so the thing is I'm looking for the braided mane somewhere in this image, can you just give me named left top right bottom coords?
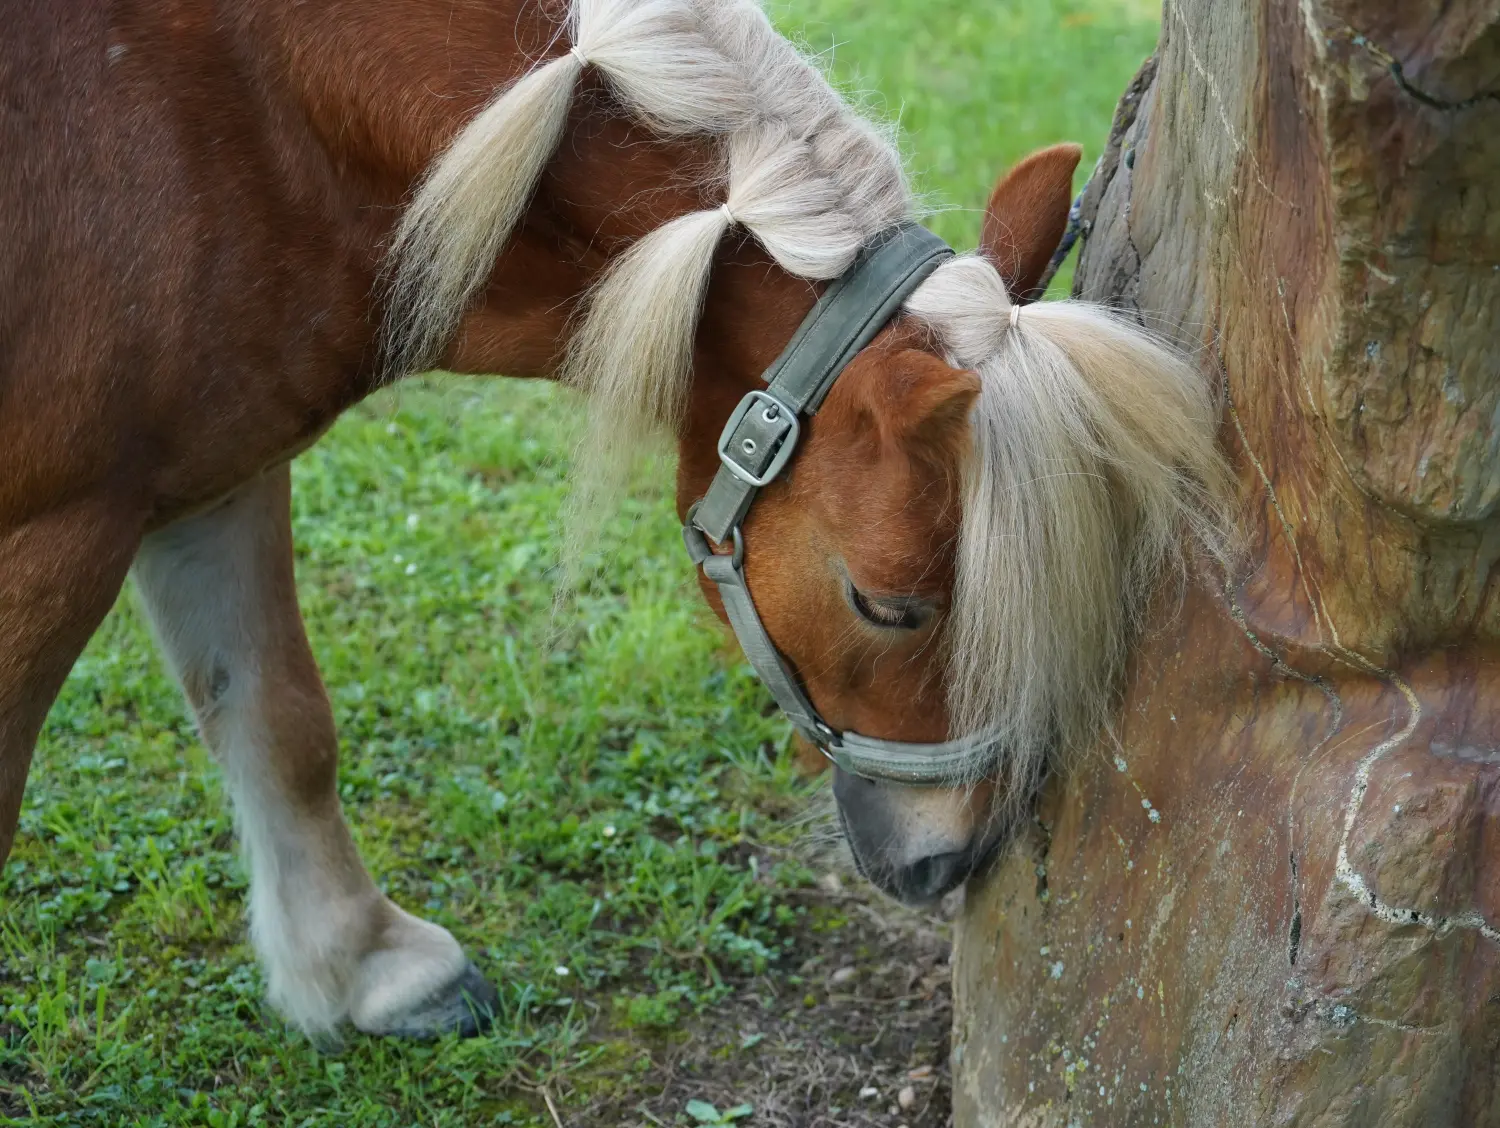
left=383, top=0, right=910, bottom=443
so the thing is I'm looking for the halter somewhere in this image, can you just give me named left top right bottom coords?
left=682, top=223, right=1001, bottom=787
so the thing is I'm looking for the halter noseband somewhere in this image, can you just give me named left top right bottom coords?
left=682, top=223, right=999, bottom=787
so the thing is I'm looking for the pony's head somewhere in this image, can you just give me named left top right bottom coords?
left=383, top=0, right=1231, bottom=905
left=678, top=146, right=1230, bottom=902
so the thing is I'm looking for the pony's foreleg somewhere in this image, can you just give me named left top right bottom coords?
left=132, top=465, right=497, bottom=1038
left=0, top=501, right=141, bottom=864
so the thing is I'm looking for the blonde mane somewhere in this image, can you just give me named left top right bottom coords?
left=905, top=258, right=1231, bottom=795
left=382, top=0, right=1231, bottom=800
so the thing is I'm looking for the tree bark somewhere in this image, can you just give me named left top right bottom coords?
left=951, top=0, right=1500, bottom=1124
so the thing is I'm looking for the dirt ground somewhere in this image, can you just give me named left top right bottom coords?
left=581, top=867, right=961, bottom=1128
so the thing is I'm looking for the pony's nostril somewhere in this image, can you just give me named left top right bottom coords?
left=896, top=851, right=968, bottom=904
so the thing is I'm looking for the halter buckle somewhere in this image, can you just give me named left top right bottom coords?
left=716, top=390, right=800, bottom=488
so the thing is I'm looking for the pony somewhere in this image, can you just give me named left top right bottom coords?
left=0, top=0, right=1229, bottom=1039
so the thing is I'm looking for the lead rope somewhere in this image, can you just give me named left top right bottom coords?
left=1031, top=152, right=1102, bottom=298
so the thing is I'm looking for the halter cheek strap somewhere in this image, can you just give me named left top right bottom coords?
left=690, top=223, right=951, bottom=544
left=682, top=223, right=1002, bottom=787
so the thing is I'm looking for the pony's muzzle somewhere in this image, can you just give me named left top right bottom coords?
left=889, top=849, right=969, bottom=904
left=832, top=767, right=1003, bottom=906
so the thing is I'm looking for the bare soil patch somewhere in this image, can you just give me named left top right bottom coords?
left=581, top=873, right=960, bottom=1128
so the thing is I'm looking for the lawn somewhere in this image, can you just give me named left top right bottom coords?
left=0, top=1, right=1158, bottom=1124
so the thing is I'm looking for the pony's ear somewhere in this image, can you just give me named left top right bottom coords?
left=888, top=349, right=981, bottom=462
left=979, top=142, right=1083, bottom=303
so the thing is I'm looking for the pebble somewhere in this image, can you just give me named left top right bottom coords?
left=830, top=966, right=856, bottom=986
left=898, top=1085, right=917, bottom=1110
left=859, top=1086, right=879, bottom=1100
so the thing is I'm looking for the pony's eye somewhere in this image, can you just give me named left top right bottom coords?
left=846, top=582, right=930, bottom=631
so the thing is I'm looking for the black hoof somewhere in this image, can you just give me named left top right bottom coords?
left=380, top=961, right=500, bottom=1040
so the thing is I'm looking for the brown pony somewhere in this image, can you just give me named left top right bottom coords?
left=0, top=0, right=1228, bottom=1038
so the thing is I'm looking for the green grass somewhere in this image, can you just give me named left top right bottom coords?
left=773, top=0, right=1159, bottom=289
left=0, top=2, right=1159, bottom=1124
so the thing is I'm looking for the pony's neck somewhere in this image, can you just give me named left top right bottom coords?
left=258, top=0, right=819, bottom=415
left=444, top=98, right=820, bottom=404
left=676, top=243, right=823, bottom=517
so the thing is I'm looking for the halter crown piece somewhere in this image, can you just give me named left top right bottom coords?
left=683, top=223, right=1002, bottom=787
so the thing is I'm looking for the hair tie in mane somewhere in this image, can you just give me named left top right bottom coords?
left=1009, top=303, right=1020, bottom=330
left=719, top=202, right=737, bottom=226
left=569, top=43, right=589, bottom=66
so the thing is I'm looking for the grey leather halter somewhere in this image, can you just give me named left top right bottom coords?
left=682, top=223, right=1000, bottom=787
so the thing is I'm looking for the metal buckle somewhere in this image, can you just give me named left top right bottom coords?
left=716, top=390, right=800, bottom=488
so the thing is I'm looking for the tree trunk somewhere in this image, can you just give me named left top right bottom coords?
left=951, top=1, right=1500, bottom=1124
